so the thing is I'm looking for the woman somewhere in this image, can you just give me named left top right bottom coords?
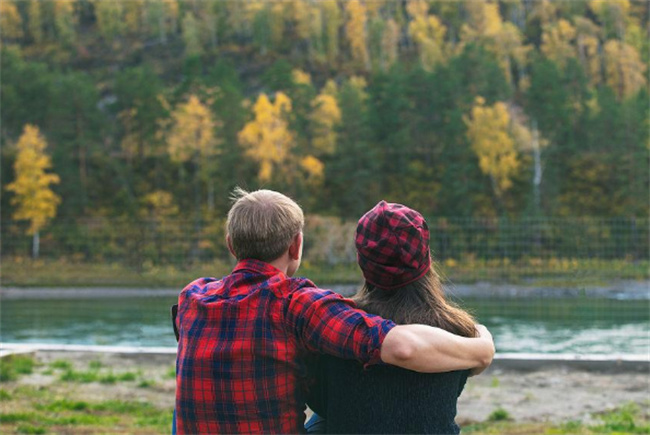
left=307, top=201, right=478, bottom=434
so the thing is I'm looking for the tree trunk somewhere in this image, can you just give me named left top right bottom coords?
left=532, top=122, right=543, bottom=215
left=32, top=231, right=40, bottom=259
left=190, top=158, right=201, bottom=261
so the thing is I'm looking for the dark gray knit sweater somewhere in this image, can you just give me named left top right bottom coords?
left=307, top=356, right=469, bottom=434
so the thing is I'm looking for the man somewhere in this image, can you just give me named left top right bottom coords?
left=175, top=188, right=494, bottom=434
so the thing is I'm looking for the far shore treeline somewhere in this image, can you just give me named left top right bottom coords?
left=1, top=0, right=648, bottom=278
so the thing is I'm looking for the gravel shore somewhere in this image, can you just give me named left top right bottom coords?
left=3, top=350, right=648, bottom=426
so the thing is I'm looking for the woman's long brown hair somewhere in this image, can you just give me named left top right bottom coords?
left=353, top=265, right=477, bottom=338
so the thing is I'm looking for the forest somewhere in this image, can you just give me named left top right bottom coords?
left=1, top=0, right=648, bottom=271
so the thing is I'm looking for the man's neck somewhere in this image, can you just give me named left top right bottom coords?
left=268, top=256, right=291, bottom=276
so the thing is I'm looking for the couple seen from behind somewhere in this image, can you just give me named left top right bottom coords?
left=174, top=188, right=494, bottom=434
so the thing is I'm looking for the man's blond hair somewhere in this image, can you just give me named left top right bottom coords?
left=226, top=187, right=304, bottom=262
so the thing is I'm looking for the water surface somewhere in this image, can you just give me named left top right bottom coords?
left=1, top=292, right=648, bottom=355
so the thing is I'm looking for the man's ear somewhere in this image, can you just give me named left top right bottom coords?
left=288, top=232, right=302, bottom=261
left=226, top=234, right=236, bottom=258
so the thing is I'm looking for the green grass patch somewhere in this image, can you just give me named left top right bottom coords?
left=88, top=360, right=103, bottom=370
left=488, top=408, right=512, bottom=422
left=49, top=360, right=72, bottom=370
left=16, top=424, right=46, bottom=434
left=0, top=412, right=36, bottom=423
left=0, top=355, right=36, bottom=382
left=0, top=389, right=12, bottom=401
left=166, top=366, right=176, bottom=379
left=59, top=368, right=99, bottom=383
left=57, top=366, right=137, bottom=384
left=464, top=403, right=649, bottom=434
left=592, top=403, right=650, bottom=434
left=41, top=399, right=90, bottom=412
left=137, top=379, right=155, bottom=388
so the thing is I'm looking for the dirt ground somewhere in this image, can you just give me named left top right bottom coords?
left=4, top=350, right=649, bottom=426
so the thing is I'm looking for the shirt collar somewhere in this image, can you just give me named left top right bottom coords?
left=233, top=258, right=287, bottom=279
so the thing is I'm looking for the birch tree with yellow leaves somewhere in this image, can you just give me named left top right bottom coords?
left=166, top=93, right=220, bottom=201
left=238, top=92, right=295, bottom=184
left=164, top=93, right=220, bottom=257
left=603, top=40, right=647, bottom=100
left=465, top=97, right=521, bottom=209
left=239, top=92, right=324, bottom=192
left=345, top=0, right=370, bottom=71
left=6, top=125, right=61, bottom=259
left=541, top=19, right=577, bottom=69
left=407, top=0, right=448, bottom=71
left=310, top=81, right=342, bottom=156
left=1, top=1, right=23, bottom=41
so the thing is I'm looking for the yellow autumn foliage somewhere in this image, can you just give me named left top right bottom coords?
left=292, top=69, right=312, bottom=86
left=1, top=1, right=23, bottom=40
left=574, top=17, right=602, bottom=86
left=345, top=0, right=370, bottom=71
left=300, top=155, right=325, bottom=180
left=167, top=95, right=220, bottom=163
left=604, top=40, right=647, bottom=100
left=238, top=92, right=295, bottom=182
left=407, top=1, right=447, bottom=71
left=465, top=97, right=521, bottom=196
left=6, top=125, right=61, bottom=235
left=381, top=19, right=400, bottom=70
left=311, top=88, right=342, bottom=155
left=140, top=190, right=179, bottom=219
left=541, top=19, right=576, bottom=69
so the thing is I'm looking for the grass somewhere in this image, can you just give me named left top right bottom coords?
left=1, top=366, right=647, bottom=435
left=488, top=407, right=512, bottom=422
left=0, top=389, right=172, bottom=434
left=464, top=403, right=650, bottom=434
left=2, top=257, right=648, bottom=287
left=53, top=359, right=139, bottom=384
left=0, top=355, right=36, bottom=382
left=49, top=360, right=72, bottom=370
left=59, top=367, right=139, bottom=384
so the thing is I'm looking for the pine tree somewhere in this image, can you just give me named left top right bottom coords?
left=322, top=0, right=341, bottom=65
left=6, top=125, right=61, bottom=258
left=54, top=0, right=77, bottom=47
left=28, top=0, right=44, bottom=44
left=182, top=12, right=203, bottom=57
left=93, top=0, right=125, bottom=42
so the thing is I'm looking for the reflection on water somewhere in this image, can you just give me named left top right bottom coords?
left=1, top=294, right=648, bottom=354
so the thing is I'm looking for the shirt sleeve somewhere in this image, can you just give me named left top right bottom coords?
left=284, top=286, right=396, bottom=366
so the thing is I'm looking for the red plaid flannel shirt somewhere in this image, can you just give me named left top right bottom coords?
left=175, top=259, right=396, bottom=434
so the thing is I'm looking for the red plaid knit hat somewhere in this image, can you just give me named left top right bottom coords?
left=355, top=201, right=431, bottom=290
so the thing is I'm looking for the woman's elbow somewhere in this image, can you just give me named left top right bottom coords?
left=380, top=327, right=418, bottom=364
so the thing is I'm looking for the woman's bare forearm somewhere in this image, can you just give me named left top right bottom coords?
left=380, top=324, right=495, bottom=373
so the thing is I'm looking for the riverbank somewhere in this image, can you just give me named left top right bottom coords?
left=2, top=280, right=648, bottom=300
left=0, top=349, right=648, bottom=434
left=2, top=257, right=647, bottom=288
